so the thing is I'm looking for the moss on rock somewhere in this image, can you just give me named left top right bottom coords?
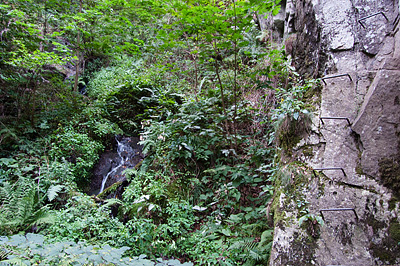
left=98, top=181, right=124, bottom=199
left=389, top=219, right=400, bottom=243
left=276, top=114, right=311, bottom=157
left=378, top=134, right=400, bottom=197
left=388, top=196, right=399, bottom=211
left=369, top=218, right=400, bottom=264
left=278, top=231, right=318, bottom=266
left=379, top=157, right=400, bottom=198
left=302, top=145, right=314, bottom=158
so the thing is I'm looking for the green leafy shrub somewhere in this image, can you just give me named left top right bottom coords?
left=86, top=56, right=182, bottom=133
left=49, top=129, right=103, bottom=185
left=0, top=233, right=193, bottom=265
left=43, top=195, right=129, bottom=247
left=87, top=57, right=144, bottom=100
left=69, top=102, right=123, bottom=142
left=140, top=96, right=226, bottom=172
left=272, top=78, right=318, bottom=153
left=39, top=160, right=77, bottom=194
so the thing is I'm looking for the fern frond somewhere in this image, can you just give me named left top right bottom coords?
left=228, top=238, right=257, bottom=251
left=0, top=177, right=49, bottom=233
left=29, top=207, right=55, bottom=226
left=0, top=182, right=14, bottom=204
left=47, top=184, right=65, bottom=201
left=229, top=234, right=272, bottom=265
left=99, top=198, right=122, bottom=211
left=0, top=248, right=10, bottom=260
left=0, top=257, right=28, bottom=266
left=248, top=249, right=263, bottom=261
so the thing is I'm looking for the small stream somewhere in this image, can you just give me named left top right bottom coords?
left=90, top=136, right=143, bottom=195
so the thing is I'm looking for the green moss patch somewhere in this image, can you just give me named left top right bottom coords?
left=379, top=157, right=400, bottom=198
left=276, top=114, right=311, bottom=156
left=389, top=196, right=399, bottom=211
left=302, top=145, right=314, bottom=158
left=98, top=181, right=124, bottom=199
left=389, top=219, right=400, bottom=243
left=378, top=134, right=400, bottom=197
left=369, top=219, right=400, bottom=264
left=278, top=231, right=317, bottom=266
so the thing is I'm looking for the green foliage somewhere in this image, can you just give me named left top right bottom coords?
left=0, top=0, right=310, bottom=265
left=299, top=214, right=324, bottom=238
left=7, top=40, right=75, bottom=71
left=47, top=184, right=65, bottom=202
left=0, top=177, right=53, bottom=235
left=86, top=57, right=182, bottom=133
left=39, top=159, right=78, bottom=197
left=272, top=77, right=318, bottom=122
left=70, top=102, right=124, bottom=141
left=43, top=195, right=128, bottom=247
left=269, top=69, right=318, bottom=153
left=140, top=96, right=225, bottom=170
left=86, top=58, right=144, bottom=99
left=49, top=128, right=103, bottom=185
left=299, top=214, right=324, bottom=227
left=0, top=233, right=193, bottom=266
left=228, top=229, right=273, bottom=265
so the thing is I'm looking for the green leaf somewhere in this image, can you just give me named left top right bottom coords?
left=47, top=185, right=65, bottom=201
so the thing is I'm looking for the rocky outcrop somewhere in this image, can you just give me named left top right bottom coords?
left=353, top=69, right=400, bottom=182
left=269, top=0, right=400, bottom=265
left=90, top=136, right=143, bottom=195
left=291, top=0, right=327, bottom=77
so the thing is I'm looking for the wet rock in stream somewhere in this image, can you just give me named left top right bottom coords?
left=90, top=136, right=143, bottom=195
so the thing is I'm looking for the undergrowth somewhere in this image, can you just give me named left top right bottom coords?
left=0, top=0, right=320, bottom=265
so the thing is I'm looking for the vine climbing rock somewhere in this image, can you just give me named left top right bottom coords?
left=268, top=0, right=400, bottom=265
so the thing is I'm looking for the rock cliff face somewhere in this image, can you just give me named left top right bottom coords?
left=268, top=0, right=400, bottom=265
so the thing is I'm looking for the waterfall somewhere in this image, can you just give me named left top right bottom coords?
left=96, top=136, right=142, bottom=194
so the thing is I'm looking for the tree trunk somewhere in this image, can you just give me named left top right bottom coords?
left=73, top=0, right=83, bottom=93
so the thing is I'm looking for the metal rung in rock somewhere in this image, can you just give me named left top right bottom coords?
left=319, top=208, right=359, bottom=221
left=313, top=167, right=347, bottom=178
left=321, top=74, right=353, bottom=85
left=358, top=12, right=389, bottom=28
left=393, top=13, right=400, bottom=29
left=320, top=117, right=351, bottom=126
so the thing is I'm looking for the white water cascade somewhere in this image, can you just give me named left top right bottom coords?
left=98, top=136, right=140, bottom=194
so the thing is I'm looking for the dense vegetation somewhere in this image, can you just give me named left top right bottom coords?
left=0, top=0, right=317, bottom=265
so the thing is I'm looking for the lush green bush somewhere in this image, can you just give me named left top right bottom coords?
left=86, top=57, right=183, bottom=133
left=0, top=233, right=193, bottom=266
left=43, top=195, right=129, bottom=247
left=125, top=86, right=276, bottom=264
left=49, top=128, right=103, bottom=185
left=69, top=102, right=123, bottom=142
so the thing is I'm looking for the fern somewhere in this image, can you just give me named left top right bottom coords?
left=100, top=198, right=122, bottom=211
left=0, top=126, right=18, bottom=145
left=29, top=207, right=55, bottom=226
left=0, top=248, right=10, bottom=260
left=229, top=238, right=258, bottom=251
left=259, top=229, right=273, bottom=246
left=0, top=178, right=53, bottom=234
left=228, top=229, right=273, bottom=265
left=47, top=184, right=65, bottom=201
